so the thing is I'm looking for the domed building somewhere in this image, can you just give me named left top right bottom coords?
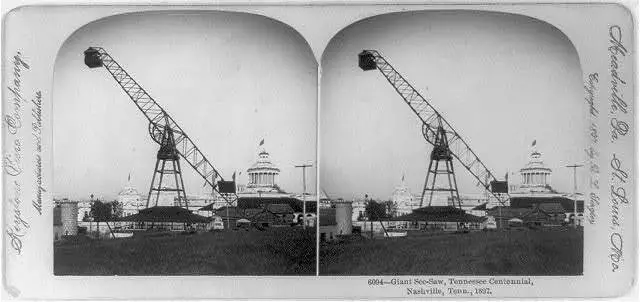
left=117, top=175, right=145, bottom=217
left=244, top=148, right=283, bottom=194
left=504, top=141, right=584, bottom=226
left=516, top=143, right=554, bottom=194
left=199, top=145, right=317, bottom=227
left=392, top=175, right=421, bottom=216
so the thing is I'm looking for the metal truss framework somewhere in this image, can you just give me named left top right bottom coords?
left=359, top=50, right=509, bottom=206
left=422, top=124, right=461, bottom=208
left=147, top=121, right=188, bottom=208
left=84, top=47, right=237, bottom=206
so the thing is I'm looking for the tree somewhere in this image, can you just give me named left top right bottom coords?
left=111, top=200, right=123, bottom=218
left=364, top=199, right=391, bottom=239
left=89, top=200, right=113, bottom=237
left=365, top=200, right=388, bottom=221
left=383, top=200, right=398, bottom=217
left=90, top=200, right=113, bottom=222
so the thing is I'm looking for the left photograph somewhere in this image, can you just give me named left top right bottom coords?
left=52, top=11, right=318, bottom=275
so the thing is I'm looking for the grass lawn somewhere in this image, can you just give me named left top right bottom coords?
left=320, top=227, right=582, bottom=275
left=54, top=227, right=315, bottom=275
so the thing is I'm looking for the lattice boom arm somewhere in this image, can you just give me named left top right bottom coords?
left=84, top=47, right=228, bottom=194
left=359, top=49, right=509, bottom=203
left=445, top=129, right=498, bottom=191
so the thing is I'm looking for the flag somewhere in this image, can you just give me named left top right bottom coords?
left=127, top=173, right=131, bottom=182
left=505, top=172, right=509, bottom=182
left=531, top=139, right=536, bottom=147
left=401, top=173, right=405, bottom=182
left=259, top=139, right=264, bottom=146
left=232, top=171, right=236, bottom=182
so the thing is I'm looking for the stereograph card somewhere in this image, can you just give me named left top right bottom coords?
left=1, top=0, right=637, bottom=300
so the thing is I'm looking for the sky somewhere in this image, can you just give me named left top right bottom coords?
left=53, top=11, right=317, bottom=200
left=320, top=10, right=586, bottom=201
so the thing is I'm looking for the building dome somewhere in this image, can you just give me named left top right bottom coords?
left=117, top=175, right=144, bottom=216
left=246, top=148, right=281, bottom=192
left=118, top=174, right=141, bottom=196
left=118, top=186, right=140, bottom=196
left=518, top=142, right=553, bottom=193
left=522, top=150, right=551, bottom=171
left=247, top=150, right=281, bottom=173
left=392, top=175, right=419, bottom=216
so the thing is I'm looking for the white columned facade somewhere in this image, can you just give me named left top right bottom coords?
left=246, top=148, right=281, bottom=193
left=517, top=142, right=553, bottom=194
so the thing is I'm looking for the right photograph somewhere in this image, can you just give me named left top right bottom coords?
left=319, top=10, right=585, bottom=276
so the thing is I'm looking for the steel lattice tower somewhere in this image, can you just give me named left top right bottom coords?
left=147, top=121, right=189, bottom=208
left=422, top=124, right=461, bottom=208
